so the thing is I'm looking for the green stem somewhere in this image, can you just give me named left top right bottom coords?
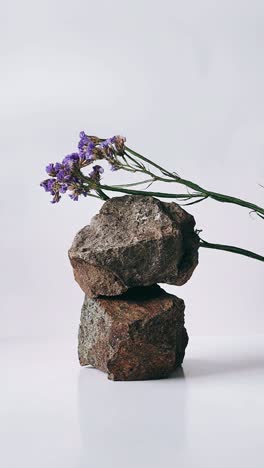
left=96, top=183, right=201, bottom=200
left=177, top=177, right=264, bottom=215
left=96, top=188, right=110, bottom=200
left=125, top=145, right=175, bottom=177
left=125, top=146, right=264, bottom=216
left=199, top=239, right=264, bottom=262
left=111, top=178, right=155, bottom=188
left=79, top=172, right=200, bottom=200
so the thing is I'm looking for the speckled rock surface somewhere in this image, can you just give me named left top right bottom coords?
left=69, top=195, right=199, bottom=297
left=78, top=285, right=188, bottom=381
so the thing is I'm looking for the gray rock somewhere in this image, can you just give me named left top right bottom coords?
left=78, top=285, right=188, bottom=380
left=69, top=195, right=199, bottom=297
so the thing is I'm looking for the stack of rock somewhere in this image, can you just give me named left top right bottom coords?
left=68, top=195, right=199, bottom=380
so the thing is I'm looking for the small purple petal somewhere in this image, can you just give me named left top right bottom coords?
left=62, top=153, right=80, bottom=165
left=69, top=193, right=79, bottom=201
left=46, top=164, right=55, bottom=175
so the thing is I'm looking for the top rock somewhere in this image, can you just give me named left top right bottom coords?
left=69, top=195, right=199, bottom=297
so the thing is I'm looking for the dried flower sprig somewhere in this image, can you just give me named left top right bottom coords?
left=40, top=132, right=264, bottom=263
left=40, top=134, right=127, bottom=203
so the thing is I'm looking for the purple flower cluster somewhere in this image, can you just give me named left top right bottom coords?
left=40, top=132, right=126, bottom=203
left=40, top=153, right=88, bottom=203
left=78, top=132, right=126, bottom=170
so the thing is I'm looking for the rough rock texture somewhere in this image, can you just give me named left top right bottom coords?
left=69, top=195, right=199, bottom=297
left=78, top=285, right=188, bottom=381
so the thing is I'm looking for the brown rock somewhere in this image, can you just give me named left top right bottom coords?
left=78, top=285, right=188, bottom=381
left=69, top=195, right=199, bottom=297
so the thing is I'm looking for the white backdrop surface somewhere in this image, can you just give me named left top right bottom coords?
left=1, top=0, right=264, bottom=338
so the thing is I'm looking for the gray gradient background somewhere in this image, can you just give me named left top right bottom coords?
left=1, top=0, right=263, bottom=339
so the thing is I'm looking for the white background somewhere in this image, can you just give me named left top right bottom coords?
left=1, top=0, right=264, bottom=338
left=1, top=3, right=264, bottom=468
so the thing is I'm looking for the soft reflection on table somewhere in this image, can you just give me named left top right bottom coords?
left=77, top=336, right=264, bottom=468
left=78, top=366, right=187, bottom=468
left=1, top=336, right=264, bottom=468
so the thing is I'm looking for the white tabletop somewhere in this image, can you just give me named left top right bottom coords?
left=1, top=335, right=264, bottom=468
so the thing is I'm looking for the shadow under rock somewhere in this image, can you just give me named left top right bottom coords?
left=168, top=366, right=185, bottom=379
left=98, top=284, right=166, bottom=301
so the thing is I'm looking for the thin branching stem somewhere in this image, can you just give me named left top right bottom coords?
left=81, top=177, right=201, bottom=200
left=124, top=145, right=264, bottom=217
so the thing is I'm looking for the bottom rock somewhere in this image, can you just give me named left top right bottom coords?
left=78, top=285, right=188, bottom=381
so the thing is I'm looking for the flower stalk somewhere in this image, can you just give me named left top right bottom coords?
left=199, top=238, right=264, bottom=262
left=40, top=131, right=264, bottom=263
left=124, top=146, right=264, bottom=218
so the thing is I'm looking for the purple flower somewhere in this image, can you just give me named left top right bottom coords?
left=41, top=131, right=126, bottom=203
left=100, top=138, right=112, bottom=148
left=97, top=135, right=126, bottom=169
left=62, top=153, right=80, bottom=165
left=54, top=162, right=61, bottom=172
left=69, top=193, right=79, bottom=201
left=78, top=132, right=90, bottom=152
left=56, top=169, right=67, bottom=182
left=96, top=165, right=104, bottom=174
left=46, top=164, right=56, bottom=176
left=89, top=164, right=104, bottom=181
left=40, top=179, right=55, bottom=192
left=59, top=184, right=68, bottom=193
left=85, top=142, right=96, bottom=161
